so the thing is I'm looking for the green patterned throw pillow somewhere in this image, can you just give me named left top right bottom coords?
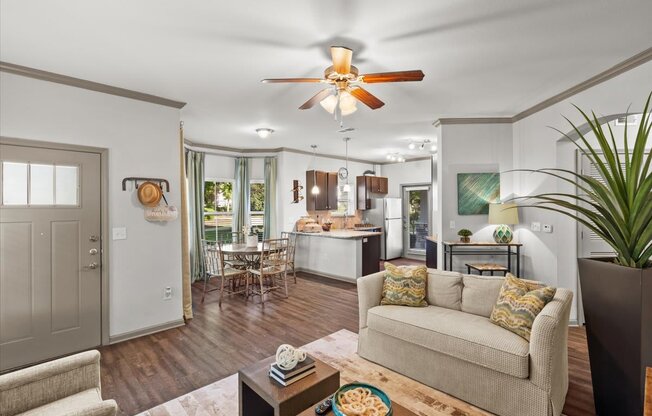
left=490, top=273, right=556, bottom=341
left=380, top=263, right=428, bottom=307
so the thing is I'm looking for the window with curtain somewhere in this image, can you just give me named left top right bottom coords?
left=204, top=179, right=265, bottom=242
left=250, top=181, right=265, bottom=241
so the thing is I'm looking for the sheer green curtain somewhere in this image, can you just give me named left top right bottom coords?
left=186, top=149, right=205, bottom=282
left=263, top=157, right=277, bottom=239
left=232, top=157, right=250, bottom=234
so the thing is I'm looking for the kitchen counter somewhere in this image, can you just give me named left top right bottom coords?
left=294, top=229, right=382, bottom=239
left=294, top=231, right=381, bottom=281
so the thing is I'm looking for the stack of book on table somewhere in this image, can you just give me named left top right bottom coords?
left=269, top=356, right=316, bottom=386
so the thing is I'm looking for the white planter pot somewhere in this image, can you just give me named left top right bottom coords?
left=246, top=235, right=258, bottom=247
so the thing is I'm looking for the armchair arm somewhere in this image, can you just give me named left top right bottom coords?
left=529, top=289, right=573, bottom=409
left=357, top=271, right=385, bottom=329
left=0, top=350, right=101, bottom=416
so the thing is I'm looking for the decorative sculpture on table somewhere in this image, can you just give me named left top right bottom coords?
left=275, top=344, right=307, bottom=371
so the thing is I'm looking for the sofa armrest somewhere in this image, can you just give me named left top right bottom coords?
left=357, top=271, right=385, bottom=329
left=0, top=350, right=102, bottom=416
left=63, top=400, right=118, bottom=416
left=529, top=289, right=573, bottom=399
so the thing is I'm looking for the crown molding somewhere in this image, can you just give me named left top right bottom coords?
left=184, top=139, right=432, bottom=165
left=512, top=47, right=652, bottom=122
left=433, top=117, right=512, bottom=127
left=0, top=61, right=186, bottom=109
left=433, top=47, right=652, bottom=126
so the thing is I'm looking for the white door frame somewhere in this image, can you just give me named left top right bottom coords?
left=401, top=183, right=432, bottom=259
left=0, top=136, right=110, bottom=346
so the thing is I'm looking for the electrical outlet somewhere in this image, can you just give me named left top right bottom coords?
left=163, top=287, right=172, bottom=300
left=112, top=227, right=127, bottom=240
left=449, top=220, right=456, bottom=229
left=531, top=222, right=541, bottom=232
left=543, top=224, right=553, bottom=233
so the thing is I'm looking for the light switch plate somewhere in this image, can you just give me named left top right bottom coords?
left=449, top=220, right=456, bottom=229
left=543, top=224, right=553, bottom=233
left=531, top=222, right=541, bottom=232
left=112, top=227, right=127, bottom=240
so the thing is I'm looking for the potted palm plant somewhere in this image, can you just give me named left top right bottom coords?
left=515, top=93, right=651, bottom=416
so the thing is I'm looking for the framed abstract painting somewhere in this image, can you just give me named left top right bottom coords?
left=457, top=173, right=500, bottom=215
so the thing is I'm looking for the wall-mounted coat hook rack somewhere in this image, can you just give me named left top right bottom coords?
left=122, top=177, right=170, bottom=192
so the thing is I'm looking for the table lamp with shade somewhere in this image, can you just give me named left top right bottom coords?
left=488, top=203, right=519, bottom=243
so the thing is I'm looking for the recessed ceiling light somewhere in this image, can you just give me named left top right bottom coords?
left=255, top=128, right=274, bottom=139
left=431, top=144, right=437, bottom=152
left=408, top=142, right=416, bottom=150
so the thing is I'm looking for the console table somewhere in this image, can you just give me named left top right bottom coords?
left=442, top=241, right=522, bottom=277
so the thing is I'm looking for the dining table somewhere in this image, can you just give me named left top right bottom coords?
left=219, top=242, right=267, bottom=269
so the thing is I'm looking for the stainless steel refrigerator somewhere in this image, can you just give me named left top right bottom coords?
left=367, top=198, right=403, bottom=260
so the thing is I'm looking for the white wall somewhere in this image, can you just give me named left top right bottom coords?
left=438, top=123, right=514, bottom=246
left=276, top=151, right=375, bottom=233
left=512, top=60, right=652, bottom=323
left=381, top=158, right=433, bottom=198
left=0, top=73, right=183, bottom=338
left=204, top=153, right=264, bottom=181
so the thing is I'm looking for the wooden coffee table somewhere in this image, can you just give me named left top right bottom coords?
left=298, top=397, right=416, bottom=415
left=238, top=355, right=339, bottom=416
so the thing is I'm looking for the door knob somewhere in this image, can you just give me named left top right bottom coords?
left=89, top=248, right=98, bottom=255
left=88, top=262, right=98, bottom=269
left=89, top=235, right=99, bottom=242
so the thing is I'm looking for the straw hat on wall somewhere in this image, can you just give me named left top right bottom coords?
left=137, top=181, right=163, bottom=207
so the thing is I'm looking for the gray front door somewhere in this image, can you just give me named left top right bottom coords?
left=0, top=143, right=102, bottom=371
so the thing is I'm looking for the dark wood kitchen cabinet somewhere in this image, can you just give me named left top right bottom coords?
left=306, top=170, right=338, bottom=211
left=362, top=234, right=381, bottom=276
left=356, top=176, right=389, bottom=210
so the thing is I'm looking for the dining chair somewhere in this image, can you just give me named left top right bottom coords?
left=281, top=231, right=298, bottom=283
left=218, top=232, right=248, bottom=270
left=249, top=238, right=289, bottom=305
left=201, top=240, right=249, bottom=306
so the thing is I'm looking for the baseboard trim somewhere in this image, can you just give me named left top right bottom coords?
left=109, top=318, right=185, bottom=344
left=296, top=268, right=357, bottom=283
left=568, top=319, right=580, bottom=327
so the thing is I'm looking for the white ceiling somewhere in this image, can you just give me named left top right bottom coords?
left=1, top=0, right=651, bottom=162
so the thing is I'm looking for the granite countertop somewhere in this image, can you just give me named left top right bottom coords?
left=295, top=229, right=383, bottom=239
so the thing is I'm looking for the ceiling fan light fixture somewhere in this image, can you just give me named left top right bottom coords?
left=320, top=91, right=357, bottom=116
left=255, top=128, right=274, bottom=139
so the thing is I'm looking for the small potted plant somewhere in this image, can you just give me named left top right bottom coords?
left=457, top=229, right=473, bottom=243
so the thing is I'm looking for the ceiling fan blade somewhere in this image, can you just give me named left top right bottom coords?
left=360, top=70, right=425, bottom=83
left=331, top=46, right=353, bottom=74
left=349, top=87, right=385, bottom=110
left=261, top=78, right=324, bottom=83
left=299, top=88, right=333, bottom=110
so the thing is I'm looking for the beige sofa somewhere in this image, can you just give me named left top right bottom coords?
left=0, top=350, right=117, bottom=416
left=357, top=269, right=573, bottom=416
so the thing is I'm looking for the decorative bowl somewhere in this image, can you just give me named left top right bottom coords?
left=332, top=382, right=392, bottom=416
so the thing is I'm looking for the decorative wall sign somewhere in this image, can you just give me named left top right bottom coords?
left=457, top=173, right=500, bottom=215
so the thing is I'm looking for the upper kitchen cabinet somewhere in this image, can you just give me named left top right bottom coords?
left=306, top=170, right=338, bottom=211
left=357, top=175, right=388, bottom=210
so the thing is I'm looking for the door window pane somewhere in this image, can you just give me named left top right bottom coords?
left=2, top=162, right=28, bottom=205
left=30, top=164, right=54, bottom=205
left=407, top=189, right=429, bottom=251
left=55, top=166, right=79, bottom=205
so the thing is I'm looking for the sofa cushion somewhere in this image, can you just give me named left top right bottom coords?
left=367, top=305, right=530, bottom=378
left=426, top=270, right=462, bottom=310
left=490, top=274, right=557, bottom=341
left=380, top=263, right=428, bottom=307
left=20, top=388, right=102, bottom=415
left=461, top=274, right=505, bottom=317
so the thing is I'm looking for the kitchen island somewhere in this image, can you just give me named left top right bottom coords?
left=294, top=230, right=381, bottom=282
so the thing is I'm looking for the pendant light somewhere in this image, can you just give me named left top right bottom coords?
left=342, top=137, right=351, bottom=192
left=310, top=145, right=320, bottom=195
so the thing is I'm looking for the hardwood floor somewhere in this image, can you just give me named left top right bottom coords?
left=100, top=266, right=595, bottom=416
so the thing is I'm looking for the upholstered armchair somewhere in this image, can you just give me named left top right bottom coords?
left=0, top=350, right=117, bottom=416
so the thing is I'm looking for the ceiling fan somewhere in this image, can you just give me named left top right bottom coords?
left=261, top=46, right=424, bottom=118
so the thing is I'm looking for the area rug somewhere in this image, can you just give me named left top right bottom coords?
left=138, top=329, right=492, bottom=416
